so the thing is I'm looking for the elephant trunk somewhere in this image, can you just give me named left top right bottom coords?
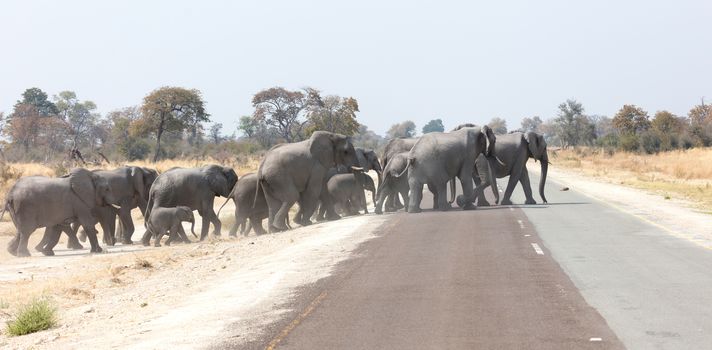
left=371, top=189, right=377, bottom=207
left=486, top=156, right=500, bottom=204
left=539, top=152, right=549, bottom=204
left=376, top=170, right=383, bottom=191
left=448, top=178, right=456, bottom=204
left=190, top=219, right=197, bottom=238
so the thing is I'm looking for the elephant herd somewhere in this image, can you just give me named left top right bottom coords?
left=1, top=127, right=549, bottom=258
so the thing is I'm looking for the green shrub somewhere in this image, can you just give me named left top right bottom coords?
left=640, top=131, right=661, bottom=154
left=6, top=299, right=57, bottom=336
left=618, top=134, right=640, bottom=152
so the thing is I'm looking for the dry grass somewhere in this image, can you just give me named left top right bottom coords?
left=551, top=147, right=712, bottom=212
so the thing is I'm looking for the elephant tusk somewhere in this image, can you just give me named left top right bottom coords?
left=351, top=166, right=364, bottom=171
left=110, top=204, right=121, bottom=210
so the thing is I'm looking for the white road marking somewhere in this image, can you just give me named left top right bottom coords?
left=524, top=234, right=531, bottom=237
left=509, top=207, right=514, bottom=211
left=517, top=220, right=525, bottom=229
left=589, top=337, right=602, bottom=342
left=531, top=243, right=544, bottom=255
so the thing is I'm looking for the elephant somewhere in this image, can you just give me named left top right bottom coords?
left=218, top=173, right=269, bottom=237
left=380, top=137, right=419, bottom=210
left=142, top=165, right=238, bottom=245
left=447, top=125, right=501, bottom=205
left=401, top=127, right=496, bottom=213
left=2, top=168, right=118, bottom=257
left=77, top=166, right=158, bottom=245
left=325, top=170, right=376, bottom=216
left=146, top=206, right=196, bottom=247
left=355, top=147, right=383, bottom=187
left=257, top=131, right=358, bottom=232
left=374, top=151, right=410, bottom=214
left=472, top=131, right=549, bottom=205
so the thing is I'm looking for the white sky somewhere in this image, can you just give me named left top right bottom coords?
left=1, top=0, right=710, bottom=135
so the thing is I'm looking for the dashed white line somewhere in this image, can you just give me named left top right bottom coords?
left=531, top=243, right=544, bottom=255
left=517, top=220, right=525, bottom=229
left=524, top=234, right=531, bottom=237
left=589, top=337, right=602, bottom=342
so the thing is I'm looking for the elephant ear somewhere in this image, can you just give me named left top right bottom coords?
left=69, top=168, right=96, bottom=208
left=355, top=148, right=368, bottom=169
left=130, top=167, right=147, bottom=201
left=310, top=131, right=337, bottom=168
left=526, top=132, right=543, bottom=160
left=481, top=125, right=496, bottom=156
left=204, top=165, right=229, bottom=197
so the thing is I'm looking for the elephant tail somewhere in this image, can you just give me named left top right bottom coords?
left=1, top=197, right=17, bottom=228
left=448, top=178, right=457, bottom=204
left=217, top=184, right=236, bottom=218
left=143, top=189, right=155, bottom=228
left=394, top=158, right=413, bottom=178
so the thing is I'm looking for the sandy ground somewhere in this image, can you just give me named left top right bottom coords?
left=530, top=161, right=712, bottom=250
left=0, top=193, right=387, bottom=349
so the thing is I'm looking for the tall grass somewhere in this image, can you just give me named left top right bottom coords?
left=552, top=147, right=712, bottom=211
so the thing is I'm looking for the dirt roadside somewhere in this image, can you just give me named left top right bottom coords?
left=0, top=197, right=388, bottom=349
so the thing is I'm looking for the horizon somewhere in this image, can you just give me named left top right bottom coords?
left=1, top=0, right=710, bottom=136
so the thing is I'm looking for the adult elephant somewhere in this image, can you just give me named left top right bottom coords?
left=2, top=168, right=119, bottom=257
left=447, top=125, right=501, bottom=205
left=472, top=131, right=549, bottom=205
left=142, top=165, right=237, bottom=244
left=91, top=166, right=158, bottom=245
left=355, top=147, right=383, bottom=187
left=402, top=127, right=496, bottom=213
left=257, top=131, right=358, bottom=232
left=218, top=173, right=269, bottom=236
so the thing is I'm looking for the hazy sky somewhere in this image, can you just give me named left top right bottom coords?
left=1, top=0, right=710, bottom=135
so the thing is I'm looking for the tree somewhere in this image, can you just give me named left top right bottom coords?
left=209, top=123, right=223, bottom=144
left=238, top=115, right=258, bottom=138
left=422, top=119, right=445, bottom=134
left=252, top=87, right=320, bottom=143
left=520, top=116, right=543, bottom=133
left=135, top=86, right=209, bottom=162
left=487, top=117, right=508, bottom=135
left=688, top=100, right=711, bottom=125
left=352, top=125, right=385, bottom=150
left=612, top=105, right=650, bottom=135
left=306, top=94, right=360, bottom=136
left=651, top=111, right=681, bottom=134
left=54, top=91, right=100, bottom=147
left=386, top=121, right=417, bottom=138
left=14, top=87, right=58, bottom=117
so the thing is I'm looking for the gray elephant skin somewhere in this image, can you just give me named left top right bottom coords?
left=143, top=164, right=238, bottom=245
left=374, top=151, right=410, bottom=214
left=403, top=127, right=495, bottom=213
left=257, top=131, right=358, bottom=232
left=447, top=125, right=500, bottom=205
left=355, top=147, right=383, bottom=187
left=325, top=170, right=376, bottom=215
left=380, top=137, right=419, bottom=210
left=218, top=173, right=269, bottom=236
left=146, top=206, right=196, bottom=247
left=473, top=131, right=549, bottom=205
left=75, top=166, right=158, bottom=246
left=2, top=168, right=118, bottom=257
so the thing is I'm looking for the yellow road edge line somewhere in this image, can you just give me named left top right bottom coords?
left=265, top=290, right=328, bottom=350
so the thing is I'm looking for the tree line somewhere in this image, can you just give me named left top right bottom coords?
left=2, top=87, right=710, bottom=164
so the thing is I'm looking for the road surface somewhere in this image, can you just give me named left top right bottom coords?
left=214, top=173, right=712, bottom=350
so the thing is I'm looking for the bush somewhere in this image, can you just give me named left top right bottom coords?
left=618, top=134, right=640, bottom=152
left=639, top=131, right=661, bottom=154
left=6, top=299, right=57, bottom=336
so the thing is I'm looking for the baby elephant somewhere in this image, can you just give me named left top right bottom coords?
left=326, top=171, right=376, bottom=215
left=144, top=206, right=196, bottom=247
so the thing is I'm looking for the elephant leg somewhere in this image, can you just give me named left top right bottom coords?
left=427, top=183, right=440, bottom=210
left=456, top=168, right=476, bottom=211
left=501, top=151, right=529, bottom=205
left=65, top=224, right=84, bottom=250
left=40, top=226, right=63, bottom=256
left=16, top=230, right=32, bottom=257
left=250, top=215, right=267, bottom=235
left=434, top=182, right=451, bottom=211
left=407, top=177, right=424, bottom=213
left=99, top=215, right=116, bottom=247
left=519, top=168, right=536, bottom=205
left=35, top=228, right=50, bottom=253
left=118, top=207, right=135, bottom=244
left=374, top=184, right=390, bottom=215
left=393, top=193, right=404, bottom=209
left=7, top=234, right=21, bottom=257
left=177, top=223, right=191, bottom=243
left=141, top=227, right=153, bottom=246
left=473, top=176, right=491, bottom=206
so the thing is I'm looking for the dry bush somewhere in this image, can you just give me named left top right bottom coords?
left=553, top=147, right=712, bottom=211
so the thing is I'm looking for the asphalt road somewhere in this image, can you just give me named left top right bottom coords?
left=221, top=173, right=712, bottom=350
